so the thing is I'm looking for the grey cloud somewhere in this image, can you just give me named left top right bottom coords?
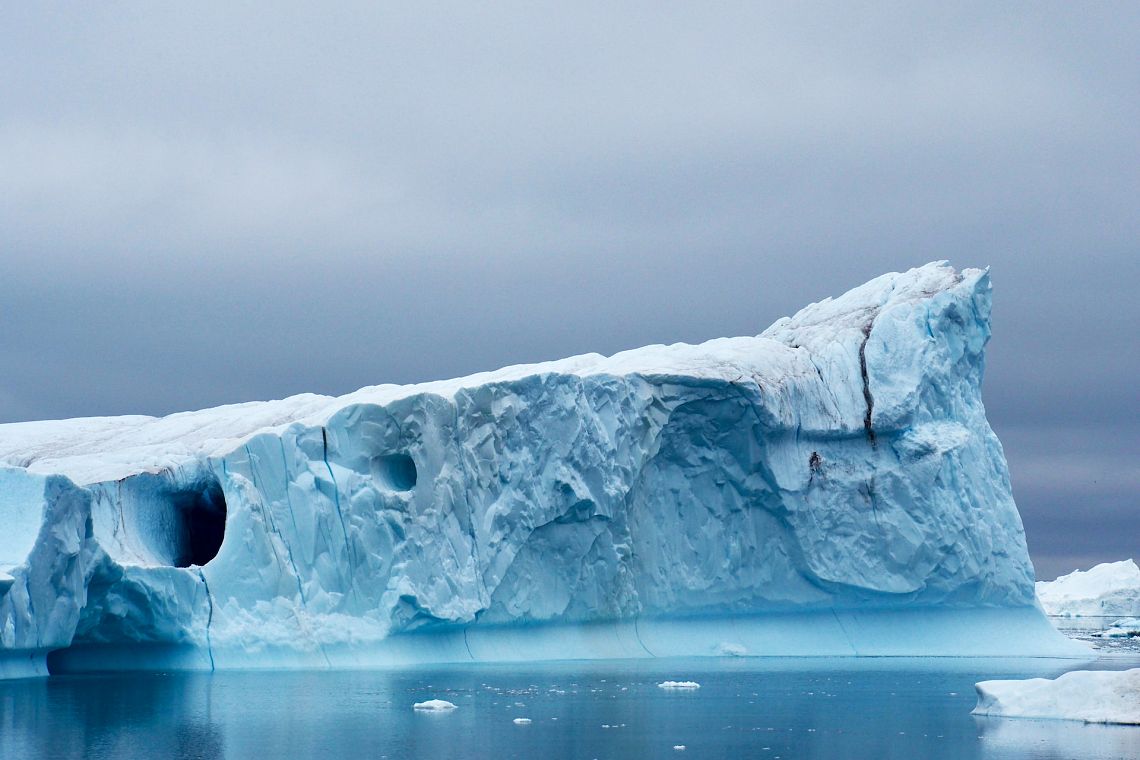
left=1, top=2, right=1137, bottom=576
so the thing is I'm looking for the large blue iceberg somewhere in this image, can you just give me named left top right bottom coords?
left=0, top=262, right=1083, bottom=678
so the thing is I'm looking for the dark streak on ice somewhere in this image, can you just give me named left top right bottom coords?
left=197, top=568, right=216, bottom=671
left=859, top=320, right=877, bottom=449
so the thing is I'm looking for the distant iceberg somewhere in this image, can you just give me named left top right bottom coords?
left=1036, top=560, right=1140, bottom=618
left=0, top=262, right=1085, bottom=679
left=973, top=669, right=1140, bottom=724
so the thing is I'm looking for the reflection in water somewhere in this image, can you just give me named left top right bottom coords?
left=977, top=713, right=1140, bottom=759
left=1, top=672, right=224, bottom=759
left=1, top=658, right=1136, bottom=759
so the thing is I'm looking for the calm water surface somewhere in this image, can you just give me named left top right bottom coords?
left=2, top=656, right=1138, bottom=759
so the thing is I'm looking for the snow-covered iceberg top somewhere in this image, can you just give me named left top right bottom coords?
left=973, top=669, right=1140, bottom=725
left=1036, top=560, right=1140, bottom=618
left=0, top=262, right=1085, bottom=679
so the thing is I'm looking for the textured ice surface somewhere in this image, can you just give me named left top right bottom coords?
left=973, top=669, right=1140, bottom=724
left=0, top=262, right=1084, bottom=678
left=1036, top=560, right=1140, bottom=618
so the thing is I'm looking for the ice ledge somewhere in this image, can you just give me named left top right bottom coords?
left=45, top=608, right=1086, bottom=674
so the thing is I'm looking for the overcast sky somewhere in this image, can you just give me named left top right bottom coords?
left=1, top=3, right=1136, bottom=579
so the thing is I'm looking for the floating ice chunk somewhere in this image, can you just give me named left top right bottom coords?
left=1096, top=616, right=1140, bottom=639
left=658, top=681, right=701, bottom=690
left=513, top=717, right=532, bottom=725
left=1036, top=560, right=1140, bottom=617
left=1092, top=620, right=1140, bottom=639
left=972, top=669, right=1140, bottom=724
left=413, top=699, right=457, bottom=711
left=673, top=745, right=686, bottom=751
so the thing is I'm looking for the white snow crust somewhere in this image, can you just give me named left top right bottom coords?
left=0, top=262, right=1085, bottom=678
left=973, top=669, right=1140, bottom=724
left=1036, top=560, right=1140, bottom=618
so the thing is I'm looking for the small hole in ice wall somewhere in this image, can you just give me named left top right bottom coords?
left=371, top=453, right=417, bottom=491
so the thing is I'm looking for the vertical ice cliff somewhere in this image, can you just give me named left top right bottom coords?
left=0, top=262, right=1084, bottom=677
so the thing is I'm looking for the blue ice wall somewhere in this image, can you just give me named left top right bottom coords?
left=0, top=263, right=1086, bottom=677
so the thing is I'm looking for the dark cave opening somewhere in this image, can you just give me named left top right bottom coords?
left=170, top=478, right=227, bottom=568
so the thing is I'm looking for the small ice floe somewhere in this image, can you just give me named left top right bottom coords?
left=673, top=745, right=686, bottom=751
left=1093, top=618, right=1140, bottom=638
left=658, top=681, right=701, bottom=690
left=973, top=668, right=1140, bottom=724
left=413, top=699, right=457, bottom=711
left=513, top=718, right=532, bottom=725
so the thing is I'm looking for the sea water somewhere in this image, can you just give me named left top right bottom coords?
left=2, top=657, right=1138, bottom=759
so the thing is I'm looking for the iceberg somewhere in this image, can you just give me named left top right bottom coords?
left=1036, top=560, right=1140, bottom=618
left=973, top=669, right=1140, bottom=724
left=0, top=262, right=1084, bottom=678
